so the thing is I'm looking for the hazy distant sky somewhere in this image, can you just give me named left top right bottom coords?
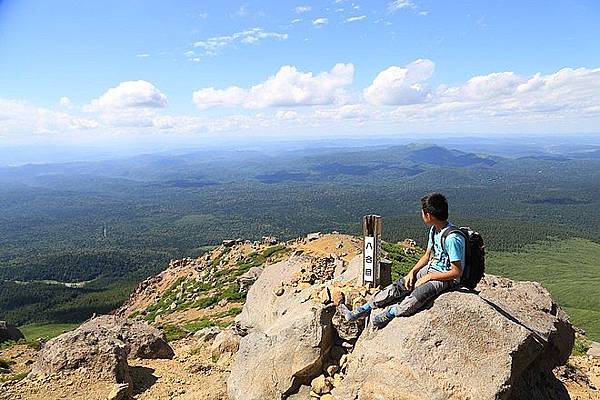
left=1, top=0, right=600, bottom=145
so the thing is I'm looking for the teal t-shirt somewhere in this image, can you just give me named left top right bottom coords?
left=426, top=223, right=466, bottom=277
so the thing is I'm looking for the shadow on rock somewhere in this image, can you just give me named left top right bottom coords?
left=130, top=366, right=158, bottom=396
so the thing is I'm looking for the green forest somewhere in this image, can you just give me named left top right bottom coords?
left=0, top=144, right=599, bottom=330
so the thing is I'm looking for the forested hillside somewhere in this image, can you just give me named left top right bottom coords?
left=1, top=143, right=599, bottom=326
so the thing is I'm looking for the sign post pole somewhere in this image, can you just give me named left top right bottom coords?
left=362, top=215, right=382, bottom=288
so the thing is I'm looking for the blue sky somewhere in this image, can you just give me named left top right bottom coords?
left=1, top=0, right=600, bottom=145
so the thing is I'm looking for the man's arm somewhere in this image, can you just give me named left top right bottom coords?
left=405, top=247, right=432, bottom=289
left=415, top=233, right=465, bottom=287
left=415, top=260, right=461, bottom=287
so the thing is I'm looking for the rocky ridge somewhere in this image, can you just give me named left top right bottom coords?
left=1, top=233, right=599, bottom=399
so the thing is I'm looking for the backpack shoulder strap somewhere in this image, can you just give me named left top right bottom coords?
left=429, top=226, right=435, bottom=249
left=440, top=226, right=466, bottom=254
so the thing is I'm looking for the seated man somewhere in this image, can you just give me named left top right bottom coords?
left=338, top=192, right=466, bottom=329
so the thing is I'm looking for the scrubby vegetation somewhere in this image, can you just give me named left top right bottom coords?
left=572, top=334, right=592, bottom=357
left=140, top=245, right=285, bottom=332
left=381, top=242, right=425, bottom=281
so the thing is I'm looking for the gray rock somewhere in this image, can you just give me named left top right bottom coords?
left=194, top=326, right=221, bottom=342
left=0, top=321, right=24, bottom=343
left=332, top=275, right=574, bottom=400
left=228, top=256, right=335, bottom=400
left=587, top=341, right=600, bottom=358
left=285, top=384, right=312, bottom=400
left=237, top=266, right=264, bottom=292
left=211, top=329, right=241, bottom=360
left=78, top=315, right=174, bottom=359
left=29, top=326, right=131, bottom=385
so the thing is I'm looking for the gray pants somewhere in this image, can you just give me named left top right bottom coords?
left=368, top=266, right=457, bottom=317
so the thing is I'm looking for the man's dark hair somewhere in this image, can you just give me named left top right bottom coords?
left=421, top=192, right=449, bottom=221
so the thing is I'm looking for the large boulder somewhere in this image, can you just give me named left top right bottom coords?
left=228, top=256, right=335, bottom=400
left=332, top=275, right=574, bottom=400
left=79, top=315, right=173, bottom=359
left=29, top=315, right=174, bottom=386
left=0, top=321, right=24, bottom=343
left=29, top=325, right=130, bottom=384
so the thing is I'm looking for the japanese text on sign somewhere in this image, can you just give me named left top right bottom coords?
left=364, top=236, right=375, bottom=282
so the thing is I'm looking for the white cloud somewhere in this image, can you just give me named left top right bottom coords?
left=291, top=18, right=302, bottom=24
left=313, top=17, right=328, bottom=26
left=418, top=11, right=429, bottom=16
left=136, top=53, right=150, bottom=58
left=0, top=99, right=99, bottom=136
left=364, top=59, right=435, bottom=105
left=86, top=81, right=167, bottom=111
left=193, top=63, right=354, bottom=109
left=388, top=0, right=415, bottom=11
left=59, top=96, right=72, bottom=108
left=346, top=15, right=366, bottom=22
left=192, top=87, right=248, bottom=109
left=192, top=28, right=288, bottom=55
left=4, top=64, right=600, bottom=140
left=436, top=67, right=600, bottom=117
left=294, top=5, right=312, bottom=13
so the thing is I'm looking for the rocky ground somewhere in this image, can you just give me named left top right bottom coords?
left=1, top=233, right=600, bottom=399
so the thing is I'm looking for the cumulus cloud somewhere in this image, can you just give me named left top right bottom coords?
left=193, top=63, right=354, bottom=109
left=86, top=81, right=167, bottom=111
left=436, top=67, right=600, bottom=116
left=4, top=64, right=600, bottom=140
left=0, top=99, right=99, bottom=136
left=313, top=17, right=328, bottom=26
left=192, top=28, right=288, bottom=55
left=59, top=96, right=72, bottom=108
left=364, top=59, right=435, bottom=105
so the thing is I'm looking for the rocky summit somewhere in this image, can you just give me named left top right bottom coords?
left=227, top=250, right=575, bottom=400
left=1, top=233, right=598, bottom=400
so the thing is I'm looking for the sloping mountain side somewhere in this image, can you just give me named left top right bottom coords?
left=1, top=233, right=599, bottom=399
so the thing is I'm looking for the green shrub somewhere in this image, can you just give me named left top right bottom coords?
left=162, top=324, right=188, bottom=342
left=185, top=318, right=217, bottom=333
left=218, top=284, right=245, bottom=301
left=572, top=334, right=592, bottom=356
left=194, top=296, right=219, bottom=309
left=0, top=371, right=28, bottom=383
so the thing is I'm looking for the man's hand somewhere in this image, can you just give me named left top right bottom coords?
left=405, top=271, right=416, bottom=289
left=415, top=274, right=431, bottom=288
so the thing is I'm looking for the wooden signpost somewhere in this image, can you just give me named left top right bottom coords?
left=362, top=215, right=383, bottom=288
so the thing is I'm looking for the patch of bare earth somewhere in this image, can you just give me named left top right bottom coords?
left=560, top=355, right=600, bottom=400
left=1, top=337, right=229, bottom=400
left=130, top=337, right=228, bottom=400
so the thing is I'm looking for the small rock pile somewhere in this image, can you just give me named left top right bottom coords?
left=274, top=256, right=341, bottom=296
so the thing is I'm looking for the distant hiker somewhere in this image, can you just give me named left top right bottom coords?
left=339, top=193, right=468, bottom=329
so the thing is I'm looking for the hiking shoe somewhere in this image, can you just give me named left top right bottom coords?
left=372, top=311, right=393, bottom=329
left=337, top=303, right=362, bottom=322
